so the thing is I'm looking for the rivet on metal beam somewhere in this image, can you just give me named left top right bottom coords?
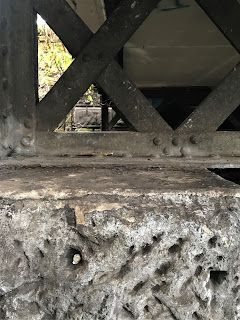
left=21, top=136, right=32, bottom=147
left=180, top=146, right=191, bottom=158
left=153, top=137, right=160, bottom=146
left=1, top=17, right=7, bottom=29
left=172, top=137, right=180, bottom=146
left=24, top=118, right=33, bottom=129
left=1, top=45, right=8, bottom=56
left=190, top=135, right=198, bottom=144
left=163, top=147, right=171, bottom=155
left=2, top=78, right=8, bottom=89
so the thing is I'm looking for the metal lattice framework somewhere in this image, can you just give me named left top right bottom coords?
left=1, top=0, right=240, bottom=159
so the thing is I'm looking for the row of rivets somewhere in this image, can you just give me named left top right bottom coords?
left=153, top=135, right=200, bottom=157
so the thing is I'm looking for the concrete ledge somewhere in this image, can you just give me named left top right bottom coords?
left=0, top=162, right=239, bottom=319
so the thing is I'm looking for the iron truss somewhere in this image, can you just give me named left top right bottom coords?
left=0, top=0, right=240, bottom=159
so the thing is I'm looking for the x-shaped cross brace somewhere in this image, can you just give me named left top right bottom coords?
left=34, top=0, right=172, bottom=133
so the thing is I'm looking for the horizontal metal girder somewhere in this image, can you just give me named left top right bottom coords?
left=35, top=131, right=240, bottom=158
left=35, top=0, right=172, bottom=133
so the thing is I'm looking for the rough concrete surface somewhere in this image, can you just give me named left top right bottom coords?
left=0, top=163, right=239, bottom=320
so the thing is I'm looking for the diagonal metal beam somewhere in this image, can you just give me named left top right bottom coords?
left=177, top=63, right=240, bottom=132
left=196, top=0, right=240, bottom=53
left=35, top=0, right=172, bottom=133
left=177, top=0, right=240, bottom=132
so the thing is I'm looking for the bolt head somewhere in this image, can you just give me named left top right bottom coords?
left=153, top=137, right=160, bottom=146
left=21, top=136, right=32, bottom=147
left=172, top=137, right=180, bottom=146
left=180, top=146, right=191, bottom=158
left=24, top=118, right=32, bottom=129
left=190, top=135, right=198, bottom=144
left=163, top=147, right=171, bottom=155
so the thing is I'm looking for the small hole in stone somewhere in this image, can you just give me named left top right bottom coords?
left=38, top=249, right=44, bottom=258
left=118, top=260, right=131, bottom=278
left=152, top=284, right=161, bottom=292
left=45, top=239, right=50, bottom=245
left=152, top=233, right=163, bottom=242
left=234, top=276, right=239, bottom=283
left=156, top=281, right=168, bottom=293
left=154, top=296, right=162, bottom=305
left=195, top=266, right=202, bottom=277
left=133, top=281, right=145, bottom=292
left=178, top=237, right=184, bottom=244
left=194, top=253, right=204, bottom=261
left=142, top=243, right=152, bottom=255
left=14, top=239, right=22, bottom=247
left=217, top=256, right=223, bottom=261
left=192, top=311, right=200, bottom=319
left=91, top=218, right=96, bottom=227
left=122, top=305, right=134, bottom=318
left=129, top=245, right=135, bottom=255
left=232, top=285, right=240, bottom=295
left=155, top=262, right=171, bottom=276
left=88, top=246, right=94, bottom=254
left=144, top=305, right=149, bottom=313
left=168, top=243, right=180, bottom=254
left=210, top=270, right=227, bottom=286
left=208, top=236, right=217, bottom=248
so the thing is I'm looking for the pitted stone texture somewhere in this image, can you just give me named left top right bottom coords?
left=0, top=193, right=239, bottom=320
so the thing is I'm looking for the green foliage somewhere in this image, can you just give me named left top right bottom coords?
left=38, top=22, right=96, bottom=131
left=38, top=24, right=74, bottom=100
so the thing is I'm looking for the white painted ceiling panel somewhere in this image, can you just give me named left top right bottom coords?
left=68, top=0, right=240, bottom=88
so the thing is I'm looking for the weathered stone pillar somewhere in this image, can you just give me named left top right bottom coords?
left=0, top=162, right=239, bottom=319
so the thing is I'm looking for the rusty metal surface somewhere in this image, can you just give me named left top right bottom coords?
left=34, top=131, right=240, bottom=159
left=0, top=0, right=36, bottom=158
left=1, top=0, right=240, bottom=162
